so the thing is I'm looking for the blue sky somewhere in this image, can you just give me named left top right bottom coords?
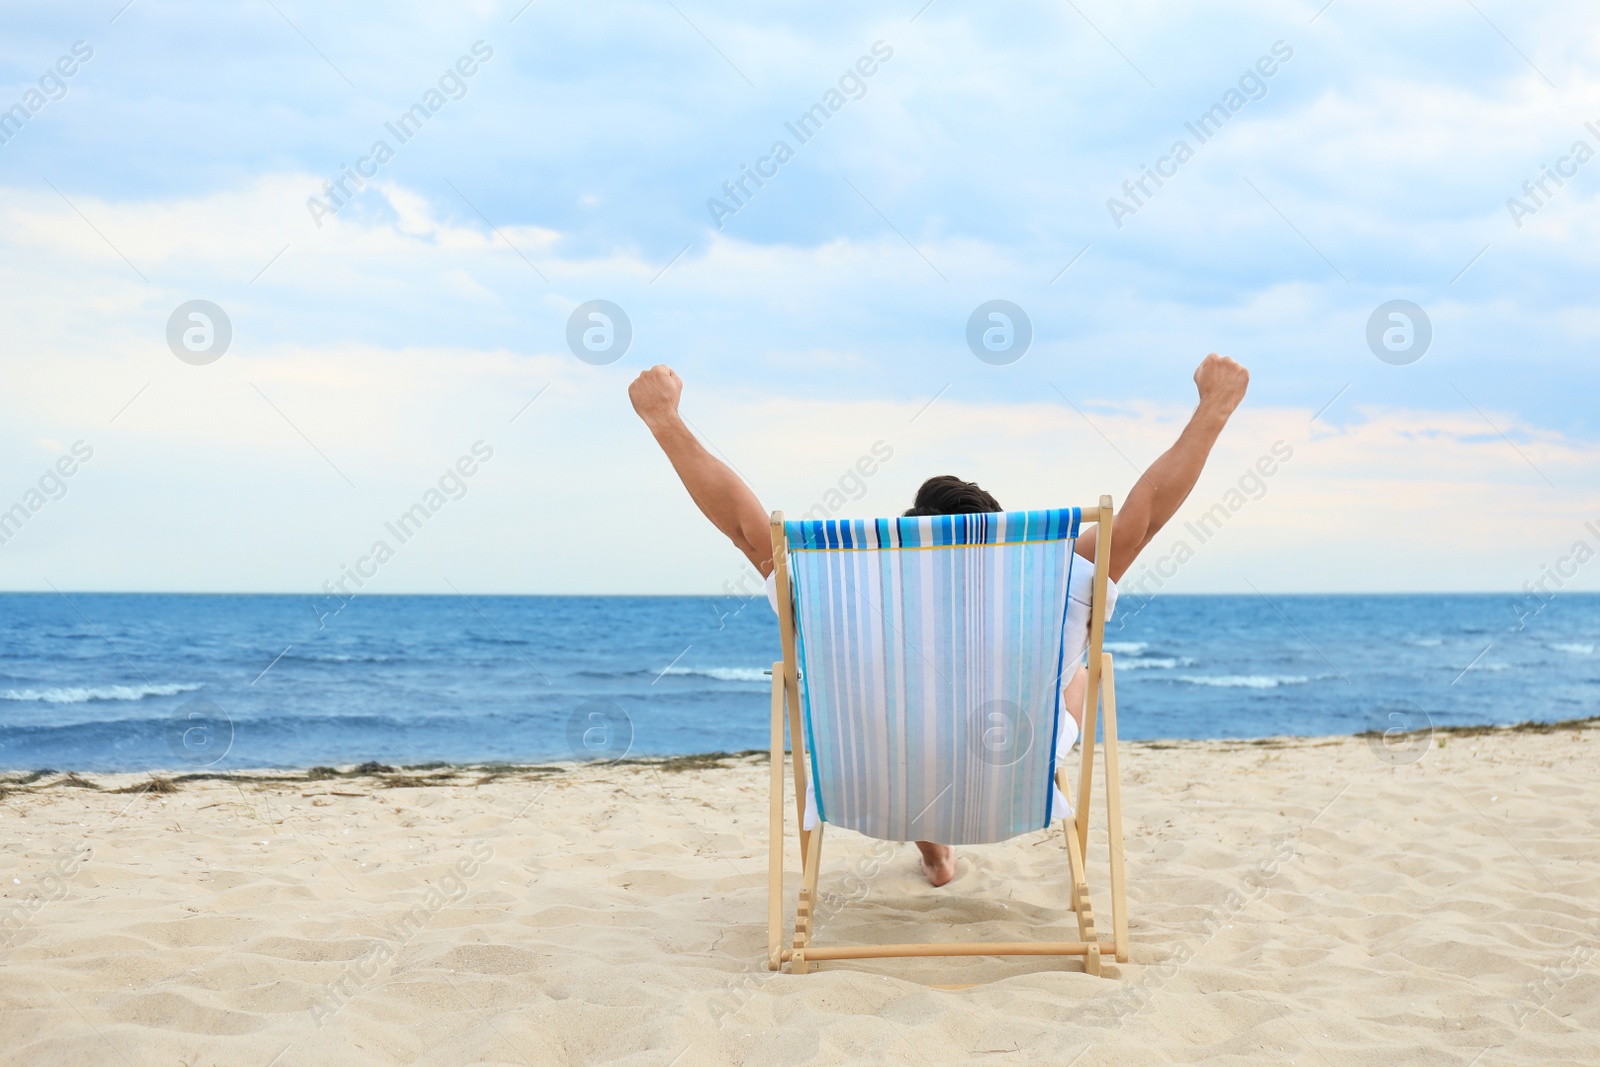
left=0, top=0, right=1596, bottom=594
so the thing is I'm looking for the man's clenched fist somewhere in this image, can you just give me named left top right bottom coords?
left=1193, top=353, right=1249, bottom=421
left=629, top=364, right=683, bottom=430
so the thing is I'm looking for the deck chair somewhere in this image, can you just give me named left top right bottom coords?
left=764, top=497, right=1128, bottom=976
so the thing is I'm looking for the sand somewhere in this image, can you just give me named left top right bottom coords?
left=3, top=725, right=1598, bottom=1066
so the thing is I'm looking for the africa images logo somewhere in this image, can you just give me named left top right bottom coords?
left=0, top=40, right=93, bottom=148
left=305, top=41, right=494, bottom=227
left=706, top=41, right=894, bottom=229
left=1105, top=41, right=1294, bottom=229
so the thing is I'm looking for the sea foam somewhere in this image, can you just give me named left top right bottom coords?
left=0, top=683, right=204, bottom=704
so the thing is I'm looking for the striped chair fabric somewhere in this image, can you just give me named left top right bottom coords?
left=783, top=509, right=1081, bottom=845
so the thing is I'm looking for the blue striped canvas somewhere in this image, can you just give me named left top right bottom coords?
left=784, top=509, right=1080, bottom=845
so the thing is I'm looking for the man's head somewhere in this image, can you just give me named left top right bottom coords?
left=904, top=475, right=1001, bottom=516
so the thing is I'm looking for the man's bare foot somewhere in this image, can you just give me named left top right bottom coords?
left=915, top=841, right=956, bottom=887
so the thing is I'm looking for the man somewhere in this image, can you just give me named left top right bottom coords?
left=629, top=353, right=1249, bottom=886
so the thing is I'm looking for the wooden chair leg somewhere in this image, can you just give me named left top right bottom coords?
left=792, top=822, right=824, bottom=974
left=1077, top=494, right=1112, bottom=858
left=768, top=664, right=785, bottom=971
left=767, top=512, right=811, bottom=868
left=1076, top=660, right=1101, bottom=859
left=1062, top=817, right=1087, bottom=921
left=788, top=693, right=810, bottom=869
left=1055, top=770, right=1081, bottom=914
left=1064, top=820, right=1101, bottom=976
left=1100, top=653, right=1129, bottom=963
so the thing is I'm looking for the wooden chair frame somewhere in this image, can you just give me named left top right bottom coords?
left=765, top=496, right=1129, bottom=977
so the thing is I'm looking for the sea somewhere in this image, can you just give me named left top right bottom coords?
left=1, top=591, right=1596, bottom=772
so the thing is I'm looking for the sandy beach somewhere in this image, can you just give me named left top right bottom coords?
left=3, top=724, right=1597, bottom=1066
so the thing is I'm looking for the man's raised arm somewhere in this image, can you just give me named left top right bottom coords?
left=1076, top=352, right=1250, bottom=582
left=629, top=364, right=774, bottom=577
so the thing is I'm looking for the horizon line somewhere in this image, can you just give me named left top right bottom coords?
left=0, top=588, right=1589, bottom=599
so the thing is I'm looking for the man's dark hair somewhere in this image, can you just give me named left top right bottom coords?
left=903, top=475, right=1002, bottom=516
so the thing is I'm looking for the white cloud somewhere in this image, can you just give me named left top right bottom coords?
left=4, top=0, right=1599, bottom=592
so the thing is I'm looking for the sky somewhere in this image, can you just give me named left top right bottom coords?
left=0, top=0, right=1597, bottom=595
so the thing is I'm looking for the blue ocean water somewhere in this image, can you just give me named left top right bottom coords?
left=1, top=591, right=1596, bottom=772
